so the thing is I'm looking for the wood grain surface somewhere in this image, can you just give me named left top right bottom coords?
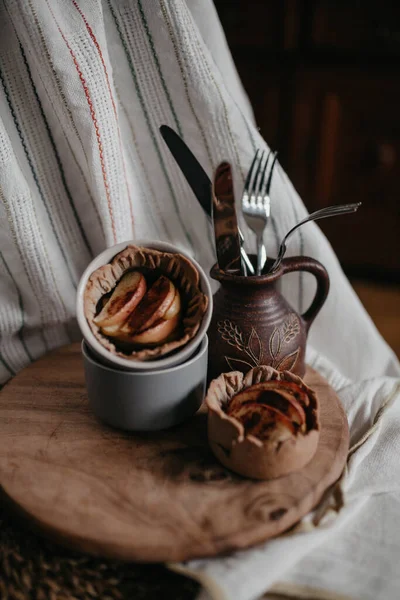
left=0, top=344, right=349, bottom=563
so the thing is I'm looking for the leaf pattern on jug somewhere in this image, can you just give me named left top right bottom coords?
left=270, top=314, right=301, bottom=372
left=225, top=356, right=255, bottom=372
left=269, top=327, right=281, bottom=360
left=274, top=348, right=300, bottom=372
left=248, top=327, right=262, bottom=364
left=281, top=314, right=300, bottom=343
left=218, top=319, right=246, bottom=352
left=219, top=321, right=261, bottom=371
left=219, top=313, right=301, bottom=374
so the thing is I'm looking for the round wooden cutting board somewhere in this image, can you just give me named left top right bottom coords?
left=0, top=344, right=349, bottom=562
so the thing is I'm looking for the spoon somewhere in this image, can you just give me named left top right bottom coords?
left=267, top=202, right=362, bottom=274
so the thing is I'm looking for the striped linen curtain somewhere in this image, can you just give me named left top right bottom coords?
left=0, top=0, right=398, bottom=386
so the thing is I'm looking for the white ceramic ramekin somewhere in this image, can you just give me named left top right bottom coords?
left=76, top=239, right=212, bottom=371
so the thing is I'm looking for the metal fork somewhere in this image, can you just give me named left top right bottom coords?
left=242, top=149, right=278, bottom=275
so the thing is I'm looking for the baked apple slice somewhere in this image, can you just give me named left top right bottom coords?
left=106, top=276, right=182, bottom=346
left=257, top=390, right=305, bottom=429
left=129, top=314, right=180, bottom=347
left=122, top=275, right=176, bottom=335
left=130, top=287, right=181, bottom=346
left=229, top=402, right=296, bottom=438
left=94, top=270, right=146, bottom=335
left=163, top=287, right=181, bottom=320
left=227, top=382, right=306, bottom=428
left=268, top=381, right=311, bottom=408
left=128, top=288, right=181, bottom=347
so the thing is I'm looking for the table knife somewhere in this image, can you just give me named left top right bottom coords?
left=212, top=162, right=242, bottom=272
left=159, top=125, right=254, bottom=275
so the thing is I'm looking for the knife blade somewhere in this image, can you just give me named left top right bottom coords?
left=159, top=124, right=254, bottom=275
left=212, top=162, right=242, bottom=272
left=159, top=125, right=212, bottom=219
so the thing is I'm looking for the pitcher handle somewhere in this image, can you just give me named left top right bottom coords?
left=280, top=256, right=330, bottom=332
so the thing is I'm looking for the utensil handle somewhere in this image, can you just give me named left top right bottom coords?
left=280, top=256, right=330, bottom=332
left=240, top=243, right=254, bottom=275
left=256, top=235, right=265, bottom=276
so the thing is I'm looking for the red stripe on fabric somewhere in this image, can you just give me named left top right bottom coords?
left=70, top=0, right=134, bottom=229
left=71, top=0, right=117, bottom=114
left=47, top=3, right=117, bottom=243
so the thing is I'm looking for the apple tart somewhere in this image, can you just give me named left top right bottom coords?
left=83, top=245, right=208, bottom=361
left=206, top=366, right=320, bottom=479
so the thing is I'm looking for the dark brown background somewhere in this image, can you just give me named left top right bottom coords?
left=214, top=0, right=400, bottom=283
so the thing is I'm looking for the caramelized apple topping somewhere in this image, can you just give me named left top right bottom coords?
left=226, top=380, right=311, bottom=439
left=93, top=271, right=147, bottom=336
left=95, top=271, right=181, bottom=349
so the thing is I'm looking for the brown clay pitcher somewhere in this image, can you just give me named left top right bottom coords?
left=207, top=256, right=330, bottom=381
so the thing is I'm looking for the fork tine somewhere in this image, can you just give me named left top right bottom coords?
left=256, top=150, right=271, bottom=196
left=249, top=150, right=265, bottom=198
left=265, top=151, right=278, bottom=194
left=243, top=149, right=260, bottom=194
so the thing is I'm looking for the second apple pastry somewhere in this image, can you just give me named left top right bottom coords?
left=206, top=366, right=320, bottom=479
